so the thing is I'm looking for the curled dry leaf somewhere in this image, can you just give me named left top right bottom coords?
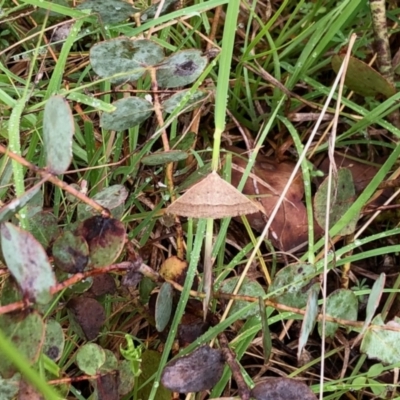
left=161, top=345, right=224, bottom=393
left=227, top=147, right=322, bottom=251
left=251, top=377, right=317, bottom=400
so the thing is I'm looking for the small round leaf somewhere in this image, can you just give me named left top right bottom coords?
left=0, top=313, right=45, bottom=379
left=90, top=38, right=164, bottom=84
left=77, top=184, right=128, bottom=220
left=76, top=0, right=139, bottom=24
left=220, top=277, right=265, bottom=319
left=43, top=95, right=74, bottom=174
left=77, top=216, right=126, bottom=268
left=53, top=231, right=89, bottom=273
left=100, top=97, right=154, bottom=131
left=76, top=343, right=106, bottom=376
left=156, top=49, right=208, bottom=88
left=268, top=263, right=317, bottom=308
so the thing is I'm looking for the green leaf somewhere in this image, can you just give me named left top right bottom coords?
left=155, top=282, right=174, bottom=332
left=77, top=184, right=128, bottom=220
left=268, top=263, right=317, bottom=308
left=318, top=289, right=358, bottom=338
left=156, top=49, right=208, bottom=88
left=298, top=285, right=319, bottom=358
left=0, top=313, right=44, bottom=379
left=0, top=373, right=20, bottom=399
left=140, top=0, right=178, bottom=21
left=141, top=150, right=188, bottom=166
left=43, top=320, right=65, bottom=362
left=332, top=54, right=396, bottom=98
left=100, top=97, right=154, bottom=131
left=220, top=277, right=265, bottom=319
left=314, top=168, right=359, bottom=235
left=161, top=89, right=209, bottom=113
left=100, top=349, right=118, bottom=373
left=77, top=216, right=126, bottom=268
left=76, top=343, right=106, bottom=375
left=43, top=95, right=75, bottom=174
left=360, top=314, right=400, bottom=364
left=76, top=0, right=139, bottom=24
left=29, top=211, right=59, bottom=249
left=52, top=230, right=89, bottom=273
left=0, top=182, right=42, bottom=223
left=90, top=38, right=164, bottom=84
left=1, top=222, right=56, bottom=304
left=118, top=359, right=135, bottom=396
left=138, top=350, right=171, bottom=400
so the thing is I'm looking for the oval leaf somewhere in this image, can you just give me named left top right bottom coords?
left=332, top=54, right=396, bottom=98
left=29, top=211, right=59, bottom=249
left=77, top=216, right=126, bottom=268
left=268, top=263, right=317, bottom=308
left=118, top=360, right=135, bottom=396
left=156, top=49, right=208, bottom=88
left=1, top=222, right=56, bottom=304
left=0, top=182, right=42, bottom=223
left=77, top=184, right=128, bottom=220
left=298, top=285, right=319, bottom=359
left=155, top=282, right=173, bottom=332
left=43, top=319, right=65, bottom=361
left=52, top=230, right=89, bottom=273
left=314, top=168, right=359, bottom=235
left=76, top=0, right=139, bottom=23
left=43, top=95, right=74, bottom=174
left=90, top=38, right=164, bottom=84
left=141, top=150, right=188, bottom=166
left=0, top=313, right=45, bottom=379
left=318, top=289, right=358, bottom=338
left=76, top=343, right=106, bottom=376
left=161, top=89, right=209, bottom=113
left=100, top=97, right=154, bottom=131
left=220, top=277, right=265, bottom=319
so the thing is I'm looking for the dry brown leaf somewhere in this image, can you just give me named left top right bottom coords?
left=227, top=146, right=321, bottom=251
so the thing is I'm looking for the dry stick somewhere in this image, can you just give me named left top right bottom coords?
left=149, top=68, right=184, bottom=259
left=0, top=144, right=110, bottom=217
left=206, top=5, right=222, bottom=51
left=217, top=330, right=251, bottom=400
left=370, top=0, right=400, bottom=129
